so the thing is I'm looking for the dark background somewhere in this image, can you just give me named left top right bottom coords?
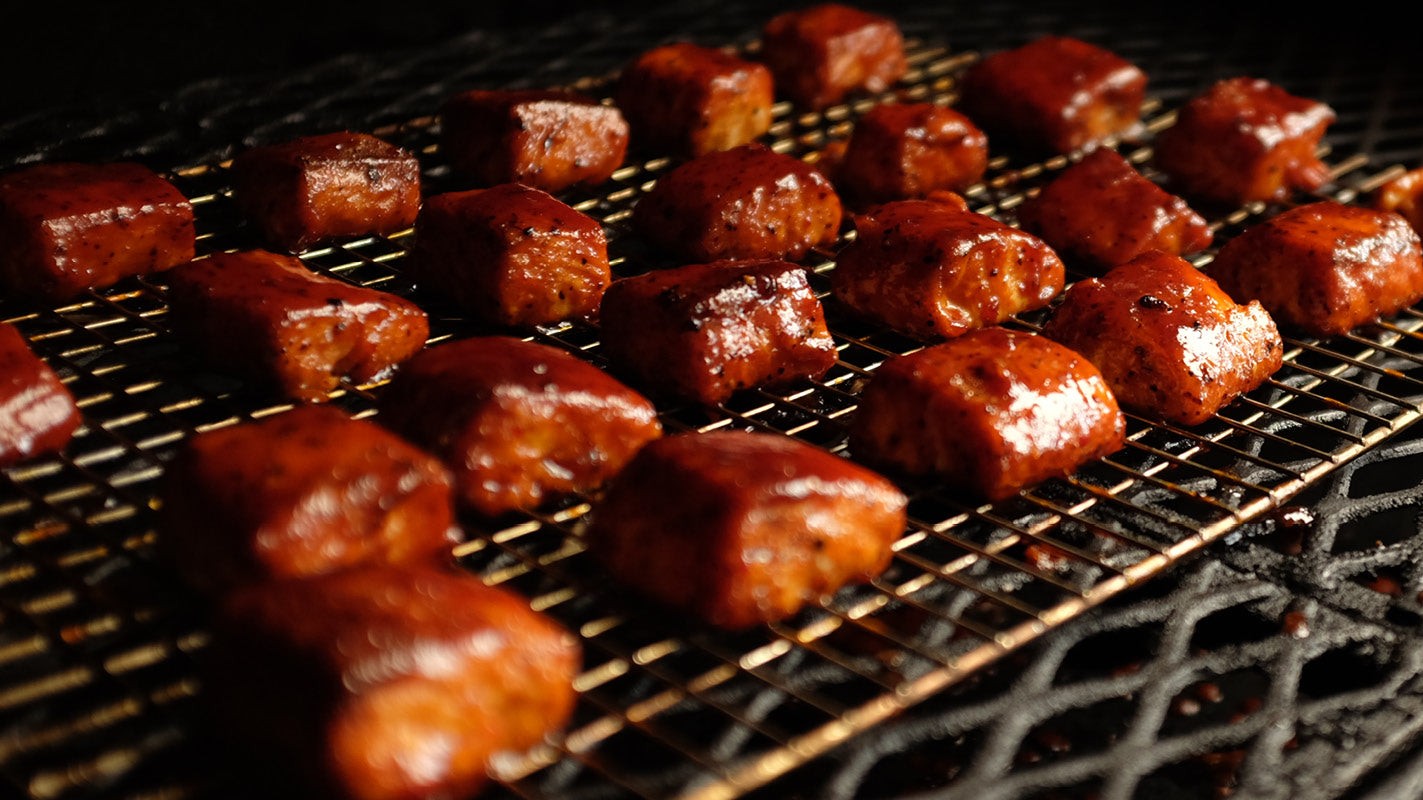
left=5, top=0, right=1405, bottom=123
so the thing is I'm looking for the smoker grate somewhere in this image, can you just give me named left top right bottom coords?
left=4, top=4, right=1423, bottom=800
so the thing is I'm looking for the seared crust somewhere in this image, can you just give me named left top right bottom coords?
left=165, top=249, right=430, bottom=402
left=834, top=102, right=990, bottom=206
left=1153, top=77, right=1335, bottom=205
left=587, top=430, right=908, bottom=629
left=1041, top=250, right=1284, bottom=425
left=615, top=42, right=774, bottom=156
left=632, top=143, right=842, bottom=262
left=158, top=405, right=457, bottom=597
left=375, top=336, right=663, bottom=517
left=848, top=327, right=1126, bottom=501
left=203, top=564, right=580, bottom=800
left=229, top=131, right=422, bottom=253
left=409, top=183, right=611, bottom=327
left=1208, top=201, right=1423, bottom=337
left=829, top=197, right=1065, bottom=340
left=1373, top=167, right=1423, bottom=235
left=761, top=3, right=908, bottom=110
left=957, top=35, right=1147, bottom=155
left=1016, top=148, right=1213, bottom=272
left=0, top=162, right=194, bottom=302
left=599, top=259, right=837, bottom=405
left=439, top=88, right=629, bottom=192
left=0, top=322, right=80, bottom=467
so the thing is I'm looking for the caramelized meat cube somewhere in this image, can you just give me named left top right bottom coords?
left=600, top=259, right=837, bottom=405
left=1041, top=250, right=1283, bottom=425
left=409, top=183, right=610, bottom=327
left=849, top=326, right=1126, bottom=501
left=439, top=88, right=629, bottom=193
left=830, top=197, right=1065, bottom=340
left=615, top=42, right=774, bottom=157
left=632, top=143, right=842, bottom=262
left=229, top=131, right=422, bottom=253
left=1016, top=148, right=1213, bottom=272
left=1372, top=167, right=1423, bottom=235
left=203, top=564, right=580, bottom=800
left=0, top=322, right=80, bottom=467
left=166, top=250, right=430, bottom=402
left=376, top=336, right=662, bottom=517
left=957, top=36, right=1147, bottom=156
left=158, top=406, right=456, bottom=597
left=760, top=3, right=908, bottom=111
left=1153, top=77, right=1335, bottom=205
left=588, top=430, right=907, bottom=629
left=834, top=102, right=990, bottom=206
left=0, top=162, right=194, bottom=302
left=1208, top=201, right=1423, bottom=337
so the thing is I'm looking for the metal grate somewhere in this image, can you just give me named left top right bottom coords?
left=4, top=5, right=1423, bottom=800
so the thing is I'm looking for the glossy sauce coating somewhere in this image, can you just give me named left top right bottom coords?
left=1153, top=77, right=1335, bottom=205
left=376, top=336, right=663, bottom=517
left=166, top=249, right=430, bottom=402
left=834, top=102, right=990, bottom=206
left=1016, top=148, right=1213, bottom=272
left=203, top=564, right=580, bottom=800
left=0, top=322, right=80, bottom=467
left=633, top=143, right=842, bottom=262
left=587, top=429, right=908, bottom=629
left=0, top=161, right=195, bottom=302
left=159, top=406, right=456, bottom=597
left=409, top=183, right=610, bottom=327
left=830, top=197, right=1065, bottom=340
left=1041, top=250, right=1284, bottom=425
left=1373, top=167, right=1423, bottom=235
left=229, top=131, right=422, bottom=253
left=615, top=42, right=774, bottom=156
left=600, top=259, right=837, bottom=405
left=957, top=35, right=1147, bottom=155
left=1208, top=201, right=1423, bottom=337
left=849, top=326, right=1126, bottom=501
left=760, top=3, right=908, bottom=111
left=439, top=88, right=629, bottom=192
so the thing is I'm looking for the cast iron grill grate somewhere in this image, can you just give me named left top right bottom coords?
left=3, top=3, right=1423, bottom=799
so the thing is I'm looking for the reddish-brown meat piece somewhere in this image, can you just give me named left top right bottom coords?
left=409, top=183, right=610, bottom=327
left=633, top=143, right=842, bottom=262
left=203, top=564, right=580, bottom=800
left=849, top=326, right=1125, bottom=501
left=1373, top=167, right=1423, bottom=235
left=439, top=88, right=629, bottom=193
left=957, top=36, right=1148, bottom=156
left=1041, top=250, right=1283, bottom=425
left=158, top=406, right=456, bottom=597
left=1153, top=77, right=1335, bottom=206
left=376, top=336, right=663, bottom=517
left=0, top=322, right=80, bottom=467
left=166, top=250, right=430, bottom=402
left=1016, top=149, right=1213, bottom=273
left=615, top=42, right=774, bottom=157
left=0, top=162, right=194, bottom=302
left=599, top=259, right=837, bottom=405
left=1208, top=201, right=1423, bottom=337
left=229, top=131, right=422, bottom=253
left=588, top=429, right=908, bottom=629
left=834, top=102, right=990, bottom=206
left=830, top=197, right=1065, bottom=340
left=760, top=3, right=908, bottom=111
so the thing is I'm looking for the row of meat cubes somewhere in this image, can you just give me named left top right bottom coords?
left=4, top=3, right=1423, bottom=798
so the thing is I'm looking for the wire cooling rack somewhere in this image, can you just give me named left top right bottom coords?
left=5, top=3, right=1423, bottom=799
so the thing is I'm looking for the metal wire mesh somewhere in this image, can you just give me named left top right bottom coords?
left=4, top=3, right=1423, bottom=800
